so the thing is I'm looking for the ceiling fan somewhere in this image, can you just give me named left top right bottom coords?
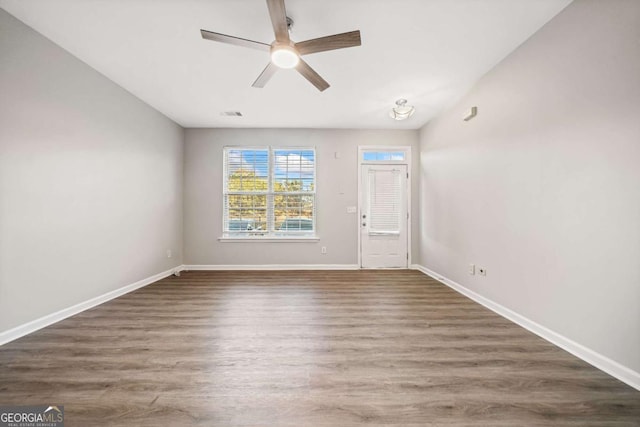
left=200, top=0, right=362, bottom=92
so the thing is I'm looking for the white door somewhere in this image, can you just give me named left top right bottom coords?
left=360, top=164, right=408, bottom=268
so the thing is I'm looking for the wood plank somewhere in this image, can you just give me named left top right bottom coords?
left=296, top=30, right=362, bottom=56
left=0, top=270, right=638, bottom=426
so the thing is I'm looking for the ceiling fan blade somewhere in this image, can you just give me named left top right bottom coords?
left=200, top=29, right=270, bottom=51
left=266, top=0, right=290, bottom=43
left=296, top=30, right=362, bottom=56
left=296, top=59, right=330, bottom=92
left=252, top=62, right=279, bottom=88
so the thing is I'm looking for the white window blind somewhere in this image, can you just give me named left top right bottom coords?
left=368, top=168, right=401, bottom=235
left=223, top=147, right=316, bottom=237
left=223, top=148, right=269, bottom=233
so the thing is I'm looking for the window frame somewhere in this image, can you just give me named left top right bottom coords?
left=220, top=146, right=318, bottom=241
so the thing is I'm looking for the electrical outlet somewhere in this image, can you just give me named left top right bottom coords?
left=166, top=249, right=172, bottom=258
left=478, top=267, right=487, bottom=276
left=469, top=264, right=475, bottom=275
left=321, top=246, right=327, bottom=254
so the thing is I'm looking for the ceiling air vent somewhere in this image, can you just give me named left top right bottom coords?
left=220, top=111, right=243, bottom=117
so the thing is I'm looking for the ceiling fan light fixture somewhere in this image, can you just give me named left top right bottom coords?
left=200, top=0, right=362, bottom=91
left=270, top=44, right=299, bottom=69
left=389, top=99, right=415, bottom=121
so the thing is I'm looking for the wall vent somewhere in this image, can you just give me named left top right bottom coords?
left=220, top=111, right=243, bottom=117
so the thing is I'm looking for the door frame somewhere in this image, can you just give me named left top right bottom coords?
left=357, top=146, right=412, bottom=269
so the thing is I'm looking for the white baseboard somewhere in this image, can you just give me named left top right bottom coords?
left=0, top=266, right=183, bottom=346
left=410, top=264, right=640, bottom=391
left=183, top=264, right=359, bottom=271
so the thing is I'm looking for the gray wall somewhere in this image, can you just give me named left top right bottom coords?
left=0, top=10, right=184, bottom=332
left=184, top=128, right=419, bottom=266
left=418, top=0, right=640, bottom=373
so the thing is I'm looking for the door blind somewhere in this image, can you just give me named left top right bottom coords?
left=368, top=168, right=401, bottom=234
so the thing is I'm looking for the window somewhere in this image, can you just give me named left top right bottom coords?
left=223, top=147, right=316, bottom=238
left=362, top=150, right=405, bottom=162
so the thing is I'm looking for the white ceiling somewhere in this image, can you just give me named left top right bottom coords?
left=1, top=0, right=571, bottom=129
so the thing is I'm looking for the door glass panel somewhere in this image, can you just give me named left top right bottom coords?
left=368, top=168, right=401, bottom=235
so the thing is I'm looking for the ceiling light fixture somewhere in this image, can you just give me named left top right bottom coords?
left=270, top=43, right=299, bottom=69
left=389, top=99, right=415, bottom=121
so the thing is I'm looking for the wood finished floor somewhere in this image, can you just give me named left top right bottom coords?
left=0, top=270, right=638, bottom=426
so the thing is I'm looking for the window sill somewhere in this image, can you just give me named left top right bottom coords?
left=218, top=236, right=320, bottom=243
